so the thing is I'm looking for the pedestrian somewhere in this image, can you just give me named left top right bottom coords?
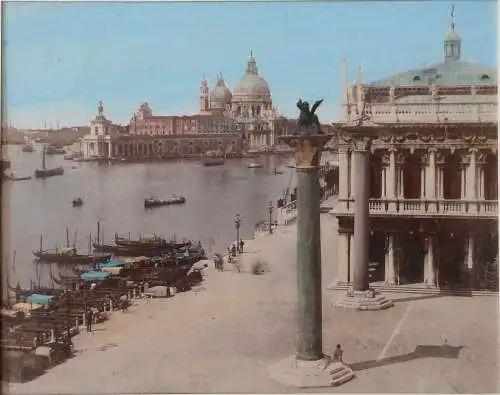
left=86, top=309, right=93, bottom=333
left=231, top=244, right=237, bottom=257
left=333, top=344, right=344, bottom=362
left=239, top=239, right=245, bottom=254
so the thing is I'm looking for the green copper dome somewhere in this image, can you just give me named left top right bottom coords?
left=368, top=15, right=496, bottom=87
left=369, top=61, right=497, bottom=87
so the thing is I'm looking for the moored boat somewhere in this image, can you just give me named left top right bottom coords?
left=21, top=144, right=35, bottom=153
left=45, top=146, right=66, bottom=155
left=202, top=150, right=225, bottom=167
left=247, top=162, right=263, bottom=168
left=33, top=247, right=111, bottom=264
left=144, top=196, right=186, bottom=208
left=34, top=148, right=64, bottom=179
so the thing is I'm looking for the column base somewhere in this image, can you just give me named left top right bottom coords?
left=333, top=288, right=394, bottom=311
left=268, top=355, right=355, bottom=388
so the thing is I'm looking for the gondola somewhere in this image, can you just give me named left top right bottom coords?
left=115, top=235, right=167, bottom=248
left=33, top=248, right=111, bottom=265
left=93, top=242, right=172, bottom=257
left=144, top=196, right=186, bottom=209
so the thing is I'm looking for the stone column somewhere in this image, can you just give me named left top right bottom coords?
left=466, top=148, right=477, bottom=200
left=427, top=149, right=437, bottom=211
left=335, top=135, right=393, bottom=311
left=349, top=149, right=355, bottom=198
left=424, top=235, right=436, bottom=286
left=381, top=167, right=387, bottom=198
left=270, top=133, right=354, bottom=388
left=387, top=148, right=397, bottom=211
left=281, top=134, right=332, bottom=361
left=466, top=235, right=475, bottom=269
left=336, top=232, right=349, bottom=283
left=352, top=138, right=370, bottom=292
left=349, top=233, right=355, bottom=282
left=337, top=147, right=349, bottom=212
left=420, top=166, right=426, bottom=199
left=385, top=234, right=396, bottom=284
left=398, top=166, right=404, bottom=199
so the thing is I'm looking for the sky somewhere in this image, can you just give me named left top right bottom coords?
left=2, top=0, right=498, bottom=129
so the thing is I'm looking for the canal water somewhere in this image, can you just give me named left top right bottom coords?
left=3, top=145, right=296, bottom=290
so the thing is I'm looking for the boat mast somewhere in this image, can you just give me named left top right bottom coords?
left=66, top=228, right=70, bottom=247
left=42, top=146, right=46, bottom=170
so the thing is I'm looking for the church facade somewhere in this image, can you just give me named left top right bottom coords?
left=332, top=13, right=498, bottom=291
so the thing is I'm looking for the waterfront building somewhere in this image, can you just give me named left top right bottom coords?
left=81, top=101, right=113, bottom=159
left=332, top=14, right=498, bottom=290
left=129, top=51, right=292, bottom=151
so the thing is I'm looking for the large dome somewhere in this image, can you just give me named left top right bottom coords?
left=210, top=74, right=232, bottom=107
left=232, top=51, right=271, bottom=101
left=368, top=22, right=497, bottom=87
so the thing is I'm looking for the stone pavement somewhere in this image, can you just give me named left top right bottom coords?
left=7, top=211, right=499, bottom=394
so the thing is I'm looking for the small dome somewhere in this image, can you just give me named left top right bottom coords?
left=210, top=74, right=232, bottom=106
left=232, top=51, right=271, bottom=101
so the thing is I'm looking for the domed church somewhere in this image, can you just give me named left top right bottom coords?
left=200, top=51, right=281, bottom=150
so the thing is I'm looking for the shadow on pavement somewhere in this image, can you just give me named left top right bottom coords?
left=349, top=344, right=464, bottom=372
left=393, top=291, right=473, bottom=304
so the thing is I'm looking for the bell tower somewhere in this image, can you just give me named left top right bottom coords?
left=200, top=76, right=209, bottom=113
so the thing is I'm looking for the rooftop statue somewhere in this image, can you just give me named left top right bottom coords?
left=295, top=98, right=324, bottom=135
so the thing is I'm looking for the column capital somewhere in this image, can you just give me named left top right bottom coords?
left=427, top=147, right=438, bottom=153
left=476, top=150, right=488, bottom=165
left=352, top=137, right=372, bottom=152
left=468, top=147, right=479, bottom=154
left=279, top=134, right=333, bottom=168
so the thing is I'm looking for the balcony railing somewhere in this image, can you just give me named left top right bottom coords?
left=361, top=102, right=498, bottom=124
left=335, top=198, right=498, bottom=218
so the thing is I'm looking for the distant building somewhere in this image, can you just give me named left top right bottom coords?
left=129, top=51, right=296, bottom=151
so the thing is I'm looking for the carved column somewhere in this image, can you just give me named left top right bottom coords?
left=466, top=148, right=477, bottom=200
left=436, top=151, right=445, bottom=199
left=349, top=149, right=355, bottom=198
left=337, top=147, right=349, bottom=212
left=396, top=152, right=405, bottom=199
left=352, top=137, right=371, bottom=292
left=476, top=151, right=486, bottom=200
left=384, top=233, right=396, bottom=285
left=387, top=148, right=397, bottom=211
left=424, top=235, right=436, bottom=286
left=279, top=134, right=331, bottom=361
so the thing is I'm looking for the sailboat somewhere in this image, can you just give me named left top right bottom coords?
left=34, top=145, right=64, bottom=178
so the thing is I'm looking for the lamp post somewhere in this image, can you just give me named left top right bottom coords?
left=268, top=201, right=274, bottom=234
left=234, top=213, right=241, bottom=250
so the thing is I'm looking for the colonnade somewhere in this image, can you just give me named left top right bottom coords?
left=337, top=146, right=497, bottom=209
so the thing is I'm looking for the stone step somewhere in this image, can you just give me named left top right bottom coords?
left=330, top=282, right=499, bottom=297
left=327, top=363, right=355, bottom=387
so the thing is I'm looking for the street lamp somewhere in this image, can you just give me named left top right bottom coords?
left=268, top=201, right=274, bottom=234
left=234, top=213, right=241, bottom=250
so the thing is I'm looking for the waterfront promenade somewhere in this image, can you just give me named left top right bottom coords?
left=7, top=198, right=499, bottom=394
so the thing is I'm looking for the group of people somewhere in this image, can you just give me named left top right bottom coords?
left=214, top=239, right=246, bottom=272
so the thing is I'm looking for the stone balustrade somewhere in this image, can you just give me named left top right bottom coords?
left=365, top=102, right=497, bottom=123
left=336, top=198, right=497, bottom=217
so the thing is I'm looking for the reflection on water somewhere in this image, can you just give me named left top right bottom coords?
left=3, top=145, right=295, bottom=289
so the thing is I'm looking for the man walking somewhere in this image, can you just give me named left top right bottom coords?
left=86, top=309, right=93, bottom=333
left=239, top=239, right=245, bottom=254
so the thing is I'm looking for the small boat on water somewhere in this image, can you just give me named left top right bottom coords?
left=3, top=172, right=32, bottom=181
left=34, top=148, right=64, bottom=178
left=21, top=144, right=35, bottom=153
left=272, top=168, right=283, bottom=175
left=45, top=145, right=66, bottom=155
left=72, top=198, right=83, bottom=207
left=247, top=162, right=263, bottom=168
left=144, top=195, right=186, bottom=209
left=202, top=150, right=225, bottom=167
